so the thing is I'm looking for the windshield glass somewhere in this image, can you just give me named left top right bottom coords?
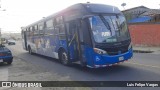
left=89, top=14, right=130, bottom=43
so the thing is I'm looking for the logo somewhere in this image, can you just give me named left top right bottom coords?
left=96, top=56, right=100, bottom=61
left=2, top=82, right=11, bottom=87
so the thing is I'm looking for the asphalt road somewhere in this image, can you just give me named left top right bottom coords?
left=4, top=41, right=160, bottom=90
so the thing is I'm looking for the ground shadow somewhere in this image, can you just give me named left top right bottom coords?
left=17, top=52, right=133, bottom=76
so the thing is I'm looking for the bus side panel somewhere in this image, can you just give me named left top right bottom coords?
left=68, top=42, right=79, bottom=61
left=34, top=34, right=60, bottom=59
left=58, top=39, right=68, bottom=53
left=56, top=39, right=78, bottom=61
left=82, top=45, right=94, bottom=67
left=43, top=35, right=59, bottom=59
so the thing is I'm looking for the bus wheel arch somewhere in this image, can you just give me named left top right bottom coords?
left=58, top=48, right=70, bottom=65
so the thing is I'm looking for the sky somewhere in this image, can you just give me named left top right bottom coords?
left=0, top=0, right=160, bottom=33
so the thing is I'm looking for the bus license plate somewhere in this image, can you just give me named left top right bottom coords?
left=119, top=56, right=124, bottom=61
left=0, top=59, right=3, bottom=63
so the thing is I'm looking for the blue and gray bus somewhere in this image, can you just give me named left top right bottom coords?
left=21, top=3, right=133, bottom=68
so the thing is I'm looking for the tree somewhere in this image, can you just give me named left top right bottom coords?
left=121, top=3, right=126, bottom=10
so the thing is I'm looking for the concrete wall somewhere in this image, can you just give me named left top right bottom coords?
left=129, top=23, right=160, bottom=46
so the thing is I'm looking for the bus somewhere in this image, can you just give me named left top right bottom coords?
left=21, top=3, right=133, bottom=68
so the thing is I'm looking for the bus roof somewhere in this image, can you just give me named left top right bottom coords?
left=23, top=3, right=121, bottom=29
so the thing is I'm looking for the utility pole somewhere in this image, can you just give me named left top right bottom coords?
left=0, top=28, right=1, bottom=44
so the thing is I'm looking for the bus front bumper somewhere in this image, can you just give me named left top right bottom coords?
left=87, top=49, right=133, bottom=68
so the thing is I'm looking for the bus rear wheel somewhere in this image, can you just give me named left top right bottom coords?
left=59, top=50, right=70, bottom=65
left=28, top=46, right=33, bottom=55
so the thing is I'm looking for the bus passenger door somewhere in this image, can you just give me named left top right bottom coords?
left=67, top=21, right=80, bottom=61
left=68, top=19, right=93, bottom=66
left=79, top=19, right=93, bottom=66
left=22, top=31, right=28, bottom=50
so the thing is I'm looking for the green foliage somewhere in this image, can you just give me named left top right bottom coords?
left=124, top=13, right=132, bottom=21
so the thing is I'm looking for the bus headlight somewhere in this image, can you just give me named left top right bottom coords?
left=94, top=48, right=107, bottom=54
left=128, top=43, right=132, bottom=50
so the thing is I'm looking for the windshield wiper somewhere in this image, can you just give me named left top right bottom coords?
left=116, top=15, right=122, bottom=36
left=99, top=15, right=112, bottom=35
left=115, top=20, right=121, bottom=36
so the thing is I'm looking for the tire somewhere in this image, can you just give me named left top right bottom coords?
left=80, top=60, right=87, bottom=67
left=7, top=59, right=13, bottom=65
left=28, top=46, right=33, bottom=55
left=59, top=50, right=70, bottom=65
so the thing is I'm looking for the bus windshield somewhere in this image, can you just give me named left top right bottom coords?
left=89, top=14, right=130, bottom=43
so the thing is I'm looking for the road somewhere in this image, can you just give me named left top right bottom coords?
left=1, top=41, right=160, bottom=90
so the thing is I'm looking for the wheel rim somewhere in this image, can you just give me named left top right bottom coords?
left=62, top=52, right=68, bottom=64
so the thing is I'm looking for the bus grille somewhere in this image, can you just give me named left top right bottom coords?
left=100, top=45, right=128, bottom=56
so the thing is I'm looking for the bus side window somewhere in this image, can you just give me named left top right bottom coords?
left=38, top=22, right=44, bottom=30
left=55, top=16, right=63, bottom=25
left=38, top=22, right=45, bottom=36
left=34, top=25, right=38, bottom=30
left=34, top=25, right=39, bottom=36
left=46, top=20, right=54, bottom=29
left=55, top=27, right=59, bottom=35
left=81, top=19, right=92, bottom=46
left=55, top=16, right=64, bottom=35
left=27, top=28, right=30, bottom=37
left=66, top=23, right=70, bottom=36
left=78, top=20, right=84, bottom=43
left=29, top=27, right=33, bottom=36
left=69, top=21, right=76, bottom=35
left=59, top=25, right=65, bottom=34
left=45, top=19, right=54, bottom=36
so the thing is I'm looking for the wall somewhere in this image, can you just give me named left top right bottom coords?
left=129, top=23, right=160, bottom=46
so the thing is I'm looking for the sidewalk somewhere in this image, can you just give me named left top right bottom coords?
left=133, top=46, right=160, bottom=54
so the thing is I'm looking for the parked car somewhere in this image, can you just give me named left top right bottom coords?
left=0, top=44, right=13, bottom=64
left=7, top=40, right=16, bottom=45
left=1, top=38, right=7, bottom=44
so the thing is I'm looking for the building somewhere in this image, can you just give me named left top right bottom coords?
left=140, top=9, right=160, bottom=22
left=128, top=9, right=160, bottom=23
left=122, top=6, right=150, bottom=21
left=123, top=6, right=160, bottom=23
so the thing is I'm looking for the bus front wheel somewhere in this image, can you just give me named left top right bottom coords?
left=59, top=50, right=70, bottom=65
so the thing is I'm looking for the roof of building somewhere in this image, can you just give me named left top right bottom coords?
left=122, top=6, right=149, bottom=12
left=140, top=9, right=160, bottom=16
left=128, top=16, right=151, bottom=23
